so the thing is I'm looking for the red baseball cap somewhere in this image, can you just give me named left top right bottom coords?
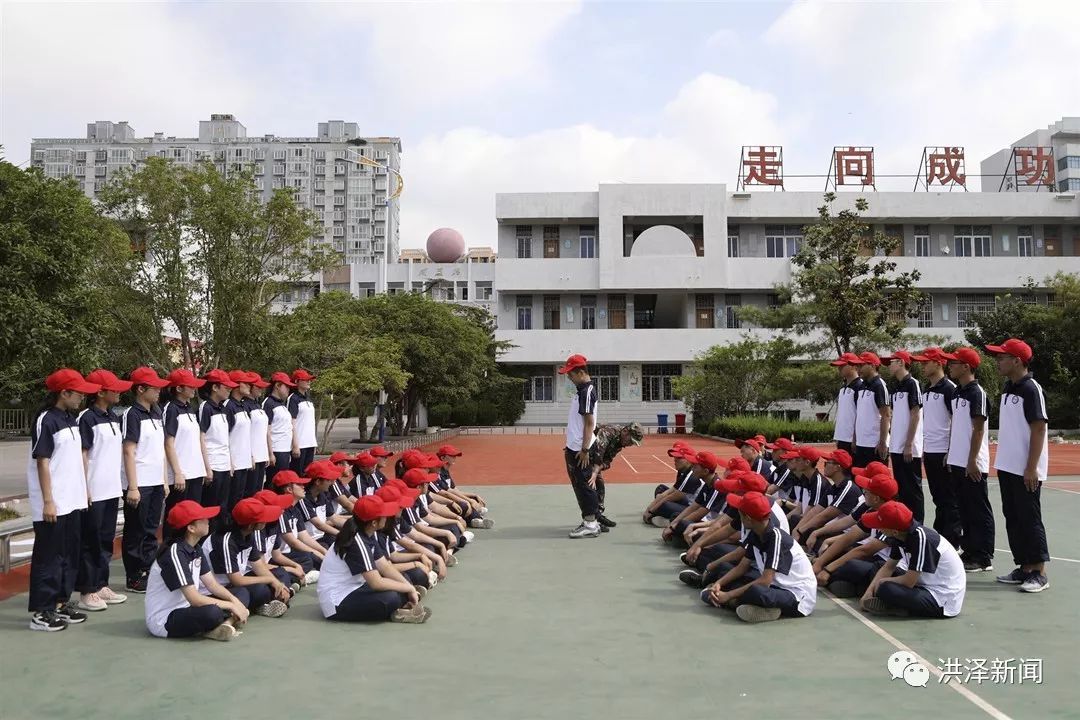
left=85, top=369, right=133, bottom=393
left=404, top=453, right=443, bottom=471
left=227, top=370, right=255, bottom=385
left=437, top=444, right=463, bottom=458
left=726, top=491, right=772, bottom=520
left=913, top=347, right=947, bottom=364
left=369, top=446, right=394, bottom=458
left=726, top=456, right=751, bottom=473
left=694, top=451, right=721, bottom=472
left=386, top=478, right=408, bottom=492
left=270, top=371, right=296, bottom=388
left=292, top=368, right=316, bottom=382
left=765, top=437, right=795, bottom=452
left=853, top=472, right=899, bottom=500
left=129, top=366, right=169, bottom=388
left=253, top=489, right=295, bottom=508
left=856, top=352, right=882, bottom=367
left=233, top=497, right=283, bottom=526
left=557, top=354, right=588, bottom=375
left=860, top=500, right=913, bottom=531
left=165, top=368, right=205, bottom=389
left=272, top=469, right=312, bottom=487
left=165, top=500, right=220, bottom=529
left=736, top=438, right=763, bottom=453
left=202, top=368, right=238, bottom=388
left=784, top=446, right=821, bottom=464
left=352, top=452, right=378, bottom=469
left=402, top=468, right=438, bottom=488
left=376, top=485, right=418, bottom=510
left=881, top=350, right=914, bottom=366
left=716, top=471, right=768, bottom=494
left=668, top=445, right=696, bottom=458
left=985, top=338, right=1033, bottom=364
left=821, top=449, right=853, bottom=470
left=249, top=373, right=270, bottom=389
left=328, top=451, right=352, bottom=464
left=941, top=347, right=982, bottom=369
left=830, top=352, right=862, bottom=367
left=353, top=496, right=398, bottom=521
left=303, top=461, right=338, bottom=481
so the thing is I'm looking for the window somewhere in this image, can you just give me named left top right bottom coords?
left=523, top=374, right=553, bottom=402
left=725, top=294, right=741, bottom=329
left=954, top=225, right=992, bottom=257
left=476, top=282, right=493, bottom=300
left=580, top=295, right=596, bottom=330
left=642, top=364, right=681, bottom=402
left=1018, top=226, right=1033, bottom=257
left=543, top=225, right=560, bottom=259
left=956, top=293, right=996, bottom=328
left=273, top=163, right=285, bottom=175
left=273, top=149, right=286, bottom=160
left=766, top=236, right=784, bottom=258
left=916, top=298, right=934, bottom=328
left=334, top=196, right=345, bottom=206
left=695, top=294, right=715, bottom=329
left=516, top=225, right=532, bottom=258
left=516, top=295, right=532, bottom=330
left=591, top=364, right=620, bottom=402
left=579, top=225, right=596, bottom=258
left=1057, top=156, right=1080, bottom=171
left=884, top=225, right=904, bottom=256
left=765, top=224, right=803, bottom=257
left=727, top=225, right=740, bottom=257
left=1059, top=178, right=1080, bottom=191
left=914, top=225, right=931, bottom=257
left=543, top=295, right=560, bottom=329
left=95, top=166, right=107, bottom=177
left=607, top=294, right=626, bottom=329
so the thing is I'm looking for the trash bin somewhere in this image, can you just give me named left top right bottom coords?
left=674, top=413, right=686, bottom=434
left=657, top=414, right=669, bottom=434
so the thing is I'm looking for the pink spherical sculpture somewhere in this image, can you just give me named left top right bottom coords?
left=426, top=228, right=466, bottom=263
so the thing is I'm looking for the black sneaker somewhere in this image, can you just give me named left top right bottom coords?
left=29, top=610, right=67, bottom=632
left=596, top=514, right=617, bottom=528
left=679, top=569, right=704, bottom=588
left=55, top=602, right=87, bottom=624
left=995, top=568, right=1027, bottom=585
left=126, top=577, right=148, bottom=594
left=599, top=524, right=610, bottom=533
left=964, top=560, right=993, bottom=573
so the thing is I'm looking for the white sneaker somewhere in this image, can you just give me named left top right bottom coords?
left=97, top=587, right=127, bottom=605
left=428, top=570, right=439, bottom=588
left=462, top=531, right=476, bottom=543
left=569, top=522, right=601, bottom=539
left=77, top=593, right=108, bottom=612
left=651, top=516, right=670, bottom=529
left=203, top=622, right=239, bottom=641
left=256, top=600, right=289, bottom=618
left=479, top=506, right=489, bottom=516
left=470, top=517, right=495, bottom=529
left=304, top=570, right=320, bottom=584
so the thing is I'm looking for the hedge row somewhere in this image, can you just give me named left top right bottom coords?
left=428, top=402, right=501, bottom=428
left=702, top=415, right=835, bottom=443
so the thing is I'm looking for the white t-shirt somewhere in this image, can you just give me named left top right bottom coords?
left=994, top=374, right=1049, bottom=482
left=889, top=525, right=966, bottom=617
left=742, top=524, right=817, bottom=616
left=200, top=400, right=231, bottom=473
left=947, top=381, right=990, bottom=473
left=289, top=392, right=317, bottom=450
left=889, top=374, right=924, bottom=457
left=163, top=400, right=205, bottom=482
left=225, top=398, right=253, bottom=471
left=855, top=375, right=890, bottom=448
left=248, top=400, right=270, bottom=464
left=317, top=534, right=383, bottom=618
left=78, top=406, right=123, bottom=503
left=922, top=377, right=956, bottom=455
left=120, top=404, right=166, bottom=489
left=565, top=380, right=598, bottom=452
left=833, top=378, right=862, bottom=443
left=145, top=542, right=208, bottom=638
left=263, top=396, right=294, bottom=453
left=27, top=408, right=88, bottom=522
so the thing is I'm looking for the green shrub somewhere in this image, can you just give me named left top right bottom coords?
left=692, top=417, right=710, bottom=435
left=701, top=414, right=834, bottom=443
left=428, top=404, right=453, bottom=427
left=450, top=403, right=478, bottom=427
left=475, top=401, right=499, bottom=426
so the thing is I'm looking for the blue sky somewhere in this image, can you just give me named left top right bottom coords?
left=3, top=1, right=1078, bottom=248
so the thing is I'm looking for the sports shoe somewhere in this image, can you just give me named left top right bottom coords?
left=55, top=602, right=87, bottom=624
left=391, top=605, right=428, bottom=624
left=470, top=517, right=491, bottom=529
left=861, top=598, right=909, bottom=617
left=462, top=530, right=476, bottom=543
left=964, top=560, right=993, bottom=573
left=995, top=568, right=1027, bottom=585
left=97, top=587, right=127, bottom=605
left=446, top=553, right=458, bottom=567
left=77, top=593, right=108, bottom=612
left=125, top=577, right=147, bottom=594
left=827, top=580, right=859, bottom=598
left=679, top=569, right=703, bottom=587
left=1019, top=573, right=1049, bottom=593
left=304, top=570, right=320, bottom=584
left=416, top=585, right=428, bottom=600
left=736, top=605, right=783, bottom=623
left=479, top=506, right=489, bottom=516
left=651, top=516, right=670, bottom=529
left=679, top=552, right=693, bottom=567
left=255, top=600, right=289, bottom=618
left=428, top=570, right=439, bottom=588
left=290, top=582, right=301, bottom=594
left=29, top=610, right=67, bottom=632
left=568, top=522, right=600, bottom=539
left=203, top=622, right=238, bottom=642
left=599, top=524, right=610, bottom=533
left=597, top=514, right=617, bottom=528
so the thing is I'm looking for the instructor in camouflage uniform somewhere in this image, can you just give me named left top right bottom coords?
left=586, top=422, right=646, bottom=532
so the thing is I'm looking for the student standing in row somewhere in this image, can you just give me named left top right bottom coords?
left=225, top=371, right=254, bottom=511
left=28, top=370, right=100, bottom=631
left=121, top=366, right=170, bottom=594
left=288, top=369, right=318, bottom=474
left=263, top=372, right=296, bottom=486
left=163, top=369, right=209, bottom=511
left=76, top=369, right=132, bottom=612
left=853, top=353, right=891, bottom=468
left=943, top=347, right=994, bottom=573
left=986, top=338, right=1050, bottom=593
left=830, top=352, right=863, bottom=453
left=199, top=369, right=238, bottom=513
left=247, top=373, right=271, bottom=498
left=558, top=354, right=601, bottom=540
left=884, top=350, right=925, bottom=521
left=915, top=348, right=961, bottom=547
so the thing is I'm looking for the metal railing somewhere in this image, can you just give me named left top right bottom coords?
left=456, top=424, right=690, bottom=436
left=1, top=501, right=126, bottom=574
left=0, top=408, right=28, bottom=437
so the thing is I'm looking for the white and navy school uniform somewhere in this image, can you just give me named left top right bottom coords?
left=377, top=525, right=428, bottom=587
left=350, top=470, right=381, bottom=498
left=262, top=394, right=292, bottom=484
left=275, top=501, right=318, bottom=572
left=26, top=407, right=87, bottom=613
left=120, top=403, right=166, bottom=583
left=947, top=379, right=994, bottom=566
left=789, top=471, right=828, bottom=520
left=854, top=374, right=890, bottom=468
left=198, top=398, right=232, bottom=510
left=162, top=399, right=205, bottom=507
left=723, top=520, right=816, bottom=617
left=922, top=377, right=960, bottom=546
left=224, top=397, right=253, bottom=510
left=202, top=529, right=268, bottom=610
left=834, top=377, right=863, bottom=451
left=564, top=379, right=600, bottom=518
left=299, top=490, right=335, bottom=549
left=889, top=374, right=925, bottom=521
left=994, top=373, right=1050, bottom=567
left=318, top=532, right=403, bottom=622
left=252, top=526, right=294, bottom=587
left=749, top=456, right=774, bottom=483
left=77, top=405, right=123, bottom=594
left=879, top=523, right=965, bottom=618
left=246, top=397, right=269, bottom=497
left=145, top=541, right=227, bottom=638
left=329, top=477, right=355, bottom=517
left=827, top=501, right=909, bottom=590
left=287, top=390, right=317, bottom=473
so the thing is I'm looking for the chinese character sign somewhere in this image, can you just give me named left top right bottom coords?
left=741, top=146, right=783, bottom=188
left=833, top=146, right=875, bottom=188
left=927, top=146, right=966, bottom=187
left=1014, top=147, right=1056, bottom=186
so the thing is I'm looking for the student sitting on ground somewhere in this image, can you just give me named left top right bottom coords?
left=144, top=501, right=249, bottom=641
left=402, top=453, right=474, bottom=548
left=296, top=465, right=340, bottom=548
left=792, top=449, right=860, bottom=549
left=701, top=491, right=817, bottom=623
left=317, top=496, right=429, bottom=624
left=370, top=446, right=395, bottom=484
left=429, top=446, right=488, bottom=527
left=252, top=489, right=308, bottom=592
left=271, top=467, right=329, bottom=580
left=662, top=451, right=722, bottom=546
left=433, top=444, right=490, bottom=520
left=763, top=438, right=796, bottom=495
left=859, top=500, right=966, bottom=618
left=736, top=437, right=774, bottom=481
left=774, top=446, right=828, bottom=528
left=383, top=478, right=451, bottom=579
left=679, top=457, right=752, bottom=564
left=350, top=452, right=383, bottom=497
left=374, top=484, right=438, bottom=592
left=202, top=498, right=291, bottom=618
left=643, top=442, right=702, bottom=526
left=399, top=465, right=469, bottom=553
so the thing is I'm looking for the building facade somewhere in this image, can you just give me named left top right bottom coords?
left=494, top=184, right=1080, bottom=425
left=980, top=117, right=1080, bottom=192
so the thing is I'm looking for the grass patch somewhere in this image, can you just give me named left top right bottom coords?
left=706, top=415, right=835, bottom=443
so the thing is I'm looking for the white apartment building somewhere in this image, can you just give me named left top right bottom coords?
left=30, top=116, right=402, bottom=281
left=495, top=184, right=1080, bottom=425
left=981, top=117, right=1080, bottom=192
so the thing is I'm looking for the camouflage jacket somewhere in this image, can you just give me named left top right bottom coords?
left=588, top=424, right=631, bottom=471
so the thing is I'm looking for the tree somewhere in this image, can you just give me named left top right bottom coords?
left=0, top=161, right=163, bottom=408
left=99, top=158, right=334, bottom=370
left=739, top=193, right=926, bottom=355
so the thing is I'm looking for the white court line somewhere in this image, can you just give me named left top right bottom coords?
left=620, top=455, right=639, bottom=473
left=824, top=591, right=1012, bottom=720
left=994, top=548, right=1080, bottom=564
left=652, top=454, right=676, bottom=471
